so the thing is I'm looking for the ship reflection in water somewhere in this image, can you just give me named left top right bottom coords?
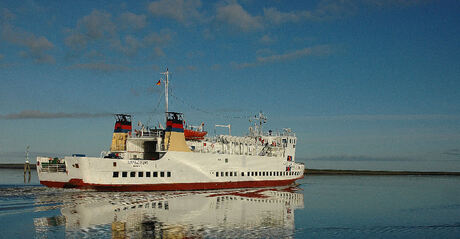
left=33, top=186, right=304, bottom=238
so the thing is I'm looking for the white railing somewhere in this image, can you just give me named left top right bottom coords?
left=129, top=130, right=163, bottom=138
left=40, top=164, right=66, bottom=173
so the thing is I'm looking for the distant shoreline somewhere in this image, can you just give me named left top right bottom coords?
left=305, top=168, right=460, bottom=176
left=0, top=163, right=37, bottom=169
left=1, top=163, right=459, bottom=176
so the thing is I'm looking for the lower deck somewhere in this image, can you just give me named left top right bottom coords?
left=37, top=152, right=304, bottom=191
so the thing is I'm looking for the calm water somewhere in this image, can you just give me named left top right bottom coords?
left=0, top=169, right=459, bottom=238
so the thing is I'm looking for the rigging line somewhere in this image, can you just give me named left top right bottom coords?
left=167, top=77, right=251, bottom=120
left=169, top=92, right=251, bottom=120
left=146, top=90, right=164, bottom=126
left=169, top=93, right=210, bottom=114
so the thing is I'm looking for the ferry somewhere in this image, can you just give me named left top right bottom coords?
left=36, top=69, right=305, bottom=191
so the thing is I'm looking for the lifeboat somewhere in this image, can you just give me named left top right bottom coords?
left=184, top=129, right=207, bottom=140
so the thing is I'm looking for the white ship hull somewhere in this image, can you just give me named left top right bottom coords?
left=37, top=151, right=304, bottom=191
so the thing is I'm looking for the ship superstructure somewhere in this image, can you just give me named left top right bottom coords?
left=36, top=69, right=304, bottom=191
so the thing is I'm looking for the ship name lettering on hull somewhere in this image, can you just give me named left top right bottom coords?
left=128, top=160, right=148, bottom=167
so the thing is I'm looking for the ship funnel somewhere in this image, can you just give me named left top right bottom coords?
left=164, top=112, right=191, bottom=152
left=110, top=114, right=132, bottom=152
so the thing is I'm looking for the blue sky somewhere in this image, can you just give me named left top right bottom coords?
left=1, top=0, right=459, bottom=169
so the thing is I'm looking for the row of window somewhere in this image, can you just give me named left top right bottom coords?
left=113, top=171, right=171, bottom=178
left=216, top=171, right=301, bottom=177
left=282, top=138, right=296, bottom=144
left=114, top=201, right=169, bottom=212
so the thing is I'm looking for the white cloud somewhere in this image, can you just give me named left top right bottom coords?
left=257, top=45, right=332, bottom=63
left=143, top=30, right=174, bottom=46
left=67, top=62, right=131, bottom=73
left=259, top=35, right=276, bottom=44
left=262, top=0, right=427, bottom=25
left=64, top=32, right=88, bottom=51
left=202, top=28, right=214, bottom=40
left=1, top=8, right=16, bottom=23
left=111, top=35, right=143, bottom=56
left=65, top=10, right=116, bottom=50
left=235, top=45, right=333, bottom=68
left=79, top=10, right=116, bottom=39
left=1, top=24, right=55, bottom=63
left=84, top=49, right=104, bottom=59
left=119, top=12, right=147, bottom=30
left=263, top=7, right=305, bottom=25
left=148, top=0, right=203, bottom=24
left=215, top=2, right=263, bottom=32
left=64, top=9, right=173, bottom=57
left=153, top=47, right=165, bottom=57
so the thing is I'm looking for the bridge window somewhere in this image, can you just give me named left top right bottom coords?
left=122, top=172, right=127, bottom=177
left=216, top=172, right=219, bottom=177
left=153, top=172, right=158, bottom=177
left=138, top=172, right=143, bottom=177
left=167, top=172, right=171, bottom=177
left=225, top=172, right=229, bottom=177
left=113, top=172, right=119, bottom=177
left=230, top=172, right=233, bottom=176
left=160, top=172, right=165, bottom=177
left=130, top=172, right=135, bottom=177
left=146, top=172, right=151, bottom=177
left=241, top=172, right=245, bottom=176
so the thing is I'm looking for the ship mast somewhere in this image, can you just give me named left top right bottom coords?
left=161, top=68, right=169, bottom=115
left=249, top=112, right=267, bottom=136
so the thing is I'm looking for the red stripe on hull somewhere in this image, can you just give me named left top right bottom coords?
left=40, top=176, right=304, bottom=192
